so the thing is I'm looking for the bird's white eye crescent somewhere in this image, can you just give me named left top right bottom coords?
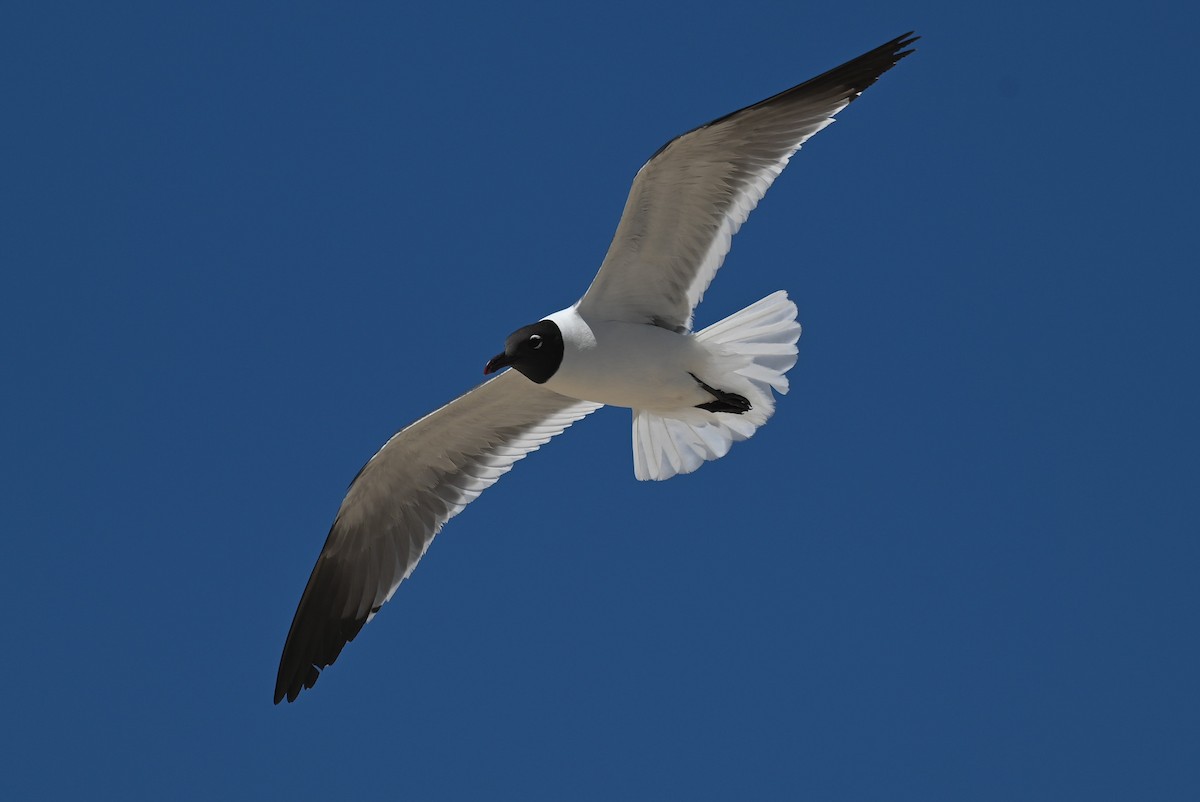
left=529, top=335, right=543, bottom=349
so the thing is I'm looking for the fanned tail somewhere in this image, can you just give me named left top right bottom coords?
left=632, top=291, right=801, bottom=481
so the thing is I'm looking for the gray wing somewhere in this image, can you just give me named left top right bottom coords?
left=576, top=33, right=917, bottom=333
left=275, top=370, right=601, bottom=703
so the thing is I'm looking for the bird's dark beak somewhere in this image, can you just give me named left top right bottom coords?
left=483, top=352, right=511, bottom=375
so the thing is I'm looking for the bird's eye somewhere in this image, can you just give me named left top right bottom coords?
left=529, top=334, right=543, bottom=350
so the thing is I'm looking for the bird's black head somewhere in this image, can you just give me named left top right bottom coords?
left=483, top=319, right=564, bottom=384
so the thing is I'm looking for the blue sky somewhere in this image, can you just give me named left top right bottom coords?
left=3, top=1, right=1197, bottom=798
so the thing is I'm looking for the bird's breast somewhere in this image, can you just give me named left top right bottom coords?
left=540, top=307, right=710, bottom=410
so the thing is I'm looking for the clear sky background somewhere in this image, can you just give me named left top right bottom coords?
left=2, top=1, right=1197, bottom=799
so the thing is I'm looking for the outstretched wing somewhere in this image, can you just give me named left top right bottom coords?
left=576, top=33, right=917, bottom=333
left=275, top=370, right=601, bottom=703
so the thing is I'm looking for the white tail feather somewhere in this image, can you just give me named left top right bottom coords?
left=632, top=291, right=801, bottom=481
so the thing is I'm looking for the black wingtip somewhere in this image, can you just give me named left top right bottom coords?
left=646, top=32, right=920, bottom=162
left=273, top=662, right=319, bottom=704
left=274, top=607, right=365, bottom=703
left=886, top=31, right=920, bottom=67
left=274, top=536, right=372, bottom=704
left=803, top=30, right=920, bottom=101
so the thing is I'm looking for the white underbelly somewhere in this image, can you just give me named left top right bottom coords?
left=542, top=315, right=712, bottom=410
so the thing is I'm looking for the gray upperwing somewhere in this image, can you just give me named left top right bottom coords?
left=275, top=370, right=601, bottom=703
left=577, top=33, right=917, bottom=333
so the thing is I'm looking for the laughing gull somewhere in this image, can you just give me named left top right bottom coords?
left=275, top=32, right=917, bottom=703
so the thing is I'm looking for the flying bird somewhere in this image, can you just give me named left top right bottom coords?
left=275, top=32, right=918, bottom=703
